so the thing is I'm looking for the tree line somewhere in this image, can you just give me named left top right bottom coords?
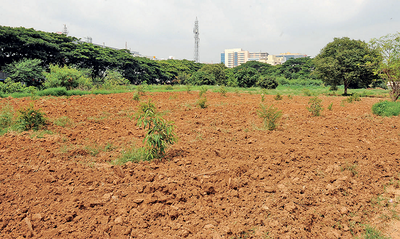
left=1, top=26, right=399, bottom=100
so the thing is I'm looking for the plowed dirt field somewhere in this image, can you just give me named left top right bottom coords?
left=1, top=91, right=400, bottom=238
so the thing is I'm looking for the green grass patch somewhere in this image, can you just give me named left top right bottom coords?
left=361, top=224, right=389, bottom=239
left=372, top=100, right=400, bottom=117
left=53, top=116, right=74, bottom=127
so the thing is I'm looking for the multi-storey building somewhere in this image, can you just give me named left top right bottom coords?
left=221, top=48, right=269, bottom=68
left=221, top=49, right=307, bottom=67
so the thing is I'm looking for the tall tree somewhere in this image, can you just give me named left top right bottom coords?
left=370, top=32, right=400, bottom=101
left=314, top=37, right=379, bottom=95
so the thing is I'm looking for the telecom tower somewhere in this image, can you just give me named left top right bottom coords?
left=193, top=17, right=199, bottom=63
left=62, top=24, right=68, bottom=36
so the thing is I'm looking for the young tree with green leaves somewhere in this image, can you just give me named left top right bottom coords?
left=370, top=32, right=400, bottom=101
left=314, top=37, right=379, bottom=95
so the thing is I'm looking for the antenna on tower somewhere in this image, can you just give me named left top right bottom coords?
left=62, top=24, right=68, bottom=36
left=193, top=17, right=199, bottom=63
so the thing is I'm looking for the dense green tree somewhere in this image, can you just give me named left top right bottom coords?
left=233, top=61, right=275, bottom=76
left=187, top=71, right=215, bottom=85
left=3, top=58, right=44, bottom=87
left=157, top=59, right=203, bottom=82
left=278, top=57, right=315, bottom=79
left=370, top=32, right=400, bottom=101
left=198, top=64, right=227, bottom=85
left=234, top=68, right=260, bottom=88
left=314, top=37, right=379, bottom=95
left=0, top=26, right=76, bottom=68
left=256, top=76, right=278, bottom=89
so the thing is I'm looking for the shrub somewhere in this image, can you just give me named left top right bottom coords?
left=307, top=96, right=323, bottom=116
left=274, top=93, right=283, bottom=100
left=346, top=93, right=361, bottom=103
left=137, top=85, right=146, bottom=95
left=135, top=100, right=178, bottom=160
left=302, top=88, right=313, bottom=96
left=219, top=86, right=227, bottom=96
left=256, top=76, right=278, bottom=89
left=133, top=92, right=140, bottom=101
left=43, top=65, right=93, bottom=90
left=17, top=104, right=47, bottom=131
left=199, top=86, right=208, bottom=97
left=197, top=97, right=208, bottom=108
left=372, top=100, right=400, bottom=117
left=102, top=70, right=129, bottom=90
left=185, top=84, right=192, bottom=94
left=0, top=78, right=28, bottom=94
left=257, top=104, right=282, bottom=131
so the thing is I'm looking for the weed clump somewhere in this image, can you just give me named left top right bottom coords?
left=257, top=103, right=282, bottom=130
left=307, top=96, right=323, bottom=116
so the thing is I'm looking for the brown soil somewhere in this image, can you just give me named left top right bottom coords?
left=1, top=92, right=399, bottom=238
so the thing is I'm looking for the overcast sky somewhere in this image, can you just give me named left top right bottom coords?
left=1, top=0, right=399, bottom=63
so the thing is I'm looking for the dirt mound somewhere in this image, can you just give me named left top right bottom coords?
left=1, top=92, right=399, bottom=238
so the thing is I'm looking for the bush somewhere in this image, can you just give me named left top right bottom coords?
left=372, top=100, right=400, bottom=117
left=137, top=85, right=146, bottom=95
left=199, top=86, right=208, bottom=97
left=256, top=76, right=278, bottom=89
left=133, top=92, right=140, bottom=101
left=307, top=96, right=323, bottom=116
left=17, top=104, right=47, bottom=131
left=274, top=93, right=283, bottom=100
left=219, top=86, right=227, bottom=96
left=197, top=97, right=208, bottom=108
left=346, top=93, right=361, bottom=103
left=43, top=65, right=93, bottom=90
left=102, top=70, right=130, bottom=90
left=0, top=78, right=29, bottom=94
left=302, top=88, right=313, bottom=96
left=257, top=104, right=282, bottom=130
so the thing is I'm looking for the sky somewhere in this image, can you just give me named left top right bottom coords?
left=1, top=0, right=399, bottom=63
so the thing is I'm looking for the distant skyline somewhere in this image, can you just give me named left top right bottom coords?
left=1, top=0, right=399, bottom=63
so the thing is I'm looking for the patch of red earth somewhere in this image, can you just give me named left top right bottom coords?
left=0, top=92, right=399, bottom=238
